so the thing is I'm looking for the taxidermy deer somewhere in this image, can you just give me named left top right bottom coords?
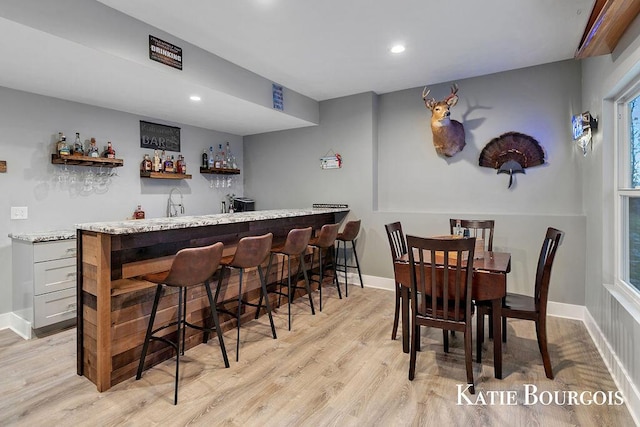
left=422, top=84, right=466, bottom=157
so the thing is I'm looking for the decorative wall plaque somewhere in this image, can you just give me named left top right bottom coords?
left=140, top=121, right=181, bottom=152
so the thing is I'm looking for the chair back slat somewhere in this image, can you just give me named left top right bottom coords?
left=449, top=219, right=495, bottom=251
left=385, top=222, right=408, bottom=261
left=406, top=235, right=475, bottom=324
left=534, top=227, right=564, bottom=313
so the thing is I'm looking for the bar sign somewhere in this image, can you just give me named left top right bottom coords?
left=149, top=35, right=182, bottom=70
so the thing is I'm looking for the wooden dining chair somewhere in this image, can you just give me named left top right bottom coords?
left=449, top=219, right=494, bottom=251
left=476, top=227, right=563, bottom=379
left=407, top=235, right=476, bottom=393
left=385, top=222, right=408, bottom=342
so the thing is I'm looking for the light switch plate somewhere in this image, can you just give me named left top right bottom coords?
left=11, top=206, right=28, bottom=220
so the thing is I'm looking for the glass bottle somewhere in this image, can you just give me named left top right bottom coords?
left=141, top=154, right=152, bottom=172
left=180, top=155, right=187, bottom=174
left=202, top=149, right=208, bottom=168
left=88, top=137, right=100, bottom=157
left=105, top=141, right=116, bottom=159
left=454, top=220, right=462, bottom=236
left=208, top=146, right=215, bottom=168
left=164, top=154, right=174, bottom=173
left=225, top=142, right=232, bottom=168
left=58, top=132, right=70, bottom=156
left=153, top=150, right=161, bottom=172
left=74, top=132, right=83, bottom=155
left=214, top=144, right=222, bottom=169
left=134, top=204, right=145, bottom=219
left=221, top=143, right=227, bottom=168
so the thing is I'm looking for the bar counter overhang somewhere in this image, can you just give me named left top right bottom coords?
left=75, top=208, right=349, bottom=391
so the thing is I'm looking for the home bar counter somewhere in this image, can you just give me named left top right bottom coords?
left=75, top=208, right=349, bottom=391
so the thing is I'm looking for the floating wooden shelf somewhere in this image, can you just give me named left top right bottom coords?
left=200, top=167, right=240, bottom=175
left=51, top=154, right=124, bottom=168
left=140, top=171, right=192, bottom=179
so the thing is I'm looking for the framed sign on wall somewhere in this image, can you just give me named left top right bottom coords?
left=140, top=121, right=181, bottom=152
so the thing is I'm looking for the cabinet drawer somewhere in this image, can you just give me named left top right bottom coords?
left=34, top=239, right=77, bottom=262
left=34, top=287, right=77, bottom=328
left=34, top=258, right=77, bottom=295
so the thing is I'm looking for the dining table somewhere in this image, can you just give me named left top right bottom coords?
left=393, top=248, right=511, bottom=379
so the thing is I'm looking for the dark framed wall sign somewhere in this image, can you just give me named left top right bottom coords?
left=140, top=120, right=181, bottom=152
left=149, top=35, right=182, bottom=70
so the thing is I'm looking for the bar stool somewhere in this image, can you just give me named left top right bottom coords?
left=308, top=223, right=342, bottom=311
left=136, top=242, right=229, bottom=405
left=256, top=227, right=315, bottom=330
left=216, top=233, right=276, bottom=362
left=335, top=219, right=364, bottom=297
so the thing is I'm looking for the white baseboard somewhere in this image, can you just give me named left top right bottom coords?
left=547, top=301, right=585, bottom=320
left=0, top=312, right=32, bottom=340
left=584, top=310, right=640, bottom=426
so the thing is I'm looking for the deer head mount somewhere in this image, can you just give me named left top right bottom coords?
left=422, top=84, right=466, bottom=157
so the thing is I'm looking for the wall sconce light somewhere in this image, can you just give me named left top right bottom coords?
left=572, top=111, right=598, bottom=156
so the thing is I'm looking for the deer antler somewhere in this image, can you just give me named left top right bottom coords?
left=422, top=87, right=438, bottom=110
left=444, top=84, right=459, bottom=104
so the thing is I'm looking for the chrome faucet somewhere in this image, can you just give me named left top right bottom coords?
left=167, top=187, right=185, bottom=217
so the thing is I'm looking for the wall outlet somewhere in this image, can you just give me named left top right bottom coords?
left=11, top=206, right=28, bottom=220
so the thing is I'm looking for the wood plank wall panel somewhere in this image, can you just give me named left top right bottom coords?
left=78, top=211, right=347, bottom=390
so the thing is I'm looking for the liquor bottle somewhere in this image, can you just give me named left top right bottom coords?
left=88, top=137, right=100, bottom=157
left=208, top=146, right=215, bottom=168
left=178, top=154, right=186, bottom=174
left=58, top=132, right=70, bottom=156
left=141, top=154, right=152, bottom=172
left=225, top=141, right=237, bottom=169
left=160, top=150, right=166, bottom=171
left=214, top=144, right=222, bottom=168
left=454, top=220, right=462, bottom=236
left=153, top=150, right=161, bottom=172
left=74, top=132, right=83, bottom=155
left=221, top=143, right=227, bottom=168
left=134, top=204, right=145, bottom=219
left=202, top=149, right=208, bottom=168
left=164, top=154, right=174, bottom=173
left=105, top=141, right=116, bottom=159
left=176, top=155, right=182, bottom=174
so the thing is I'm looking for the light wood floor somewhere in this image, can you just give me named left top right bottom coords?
left=0, top=285, right=635, bottom=426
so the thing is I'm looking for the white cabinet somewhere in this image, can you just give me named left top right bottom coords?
left=12, top=236, right=77, bottom=332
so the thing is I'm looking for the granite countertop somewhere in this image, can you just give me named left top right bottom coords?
left=75, top=208, right=349, bottom=235
left=9, top=230, right=76, bottom=243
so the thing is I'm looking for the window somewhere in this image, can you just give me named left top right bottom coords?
left=618, top=91, right=640, bottom=295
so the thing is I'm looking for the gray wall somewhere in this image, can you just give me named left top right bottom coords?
left=0, top=86, right=244, bottom=315
left=245, top=59, right=586, bottom=305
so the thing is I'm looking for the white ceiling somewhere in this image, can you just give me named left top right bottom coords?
left=0, top=0, right=594, bottom=135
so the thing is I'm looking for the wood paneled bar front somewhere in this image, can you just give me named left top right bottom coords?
left=75, top=208, right=349, bottom=392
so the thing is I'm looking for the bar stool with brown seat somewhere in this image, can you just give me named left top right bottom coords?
left=215, top=232, right=276, bottom=362
left=255, top=227, right=315, bottom=330
left=335, top=219, right=364, bottom=297
left=308, top=223, right=342, bottom=311
left=136, top=242, right=229, bottom=405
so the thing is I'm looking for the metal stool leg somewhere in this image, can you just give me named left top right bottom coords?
left=204, top=279, right=229, bottom=368
left=258, top=265, right=278, bottom=339
left=299, top=255, right=315, bottom=315
left=136, top=284, right=163, bottom=380
left=352, top=240, right=364, bottom=288
left=236, top=269, right=243, bottom=362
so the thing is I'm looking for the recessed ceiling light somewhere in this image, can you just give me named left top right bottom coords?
left=391, top=44, right=405, bottom=54
left=190, top=95, right=201, bottom=101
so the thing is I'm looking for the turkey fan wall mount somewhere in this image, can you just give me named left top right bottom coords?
left=479, top=132, right=545, bottom=188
